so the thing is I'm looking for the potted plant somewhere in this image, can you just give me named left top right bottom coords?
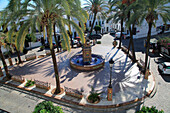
left=25, top=80, right=35, bottom=87
left=87, top=87, right=102, bottom=104
left=40, top=45, right=45, bottom=51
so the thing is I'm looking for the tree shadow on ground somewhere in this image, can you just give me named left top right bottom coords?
left=9, top=56, right=52, bottom=76
left=105, top=47, right=117, bottom=61
left=110, top=54, right=149, bottom=108
left=57, top=50, right=83, bottom=83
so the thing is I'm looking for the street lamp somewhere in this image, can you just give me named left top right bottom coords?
left=107, top=58, right=114, bottom=101
left=109, top=58, right=114, bottom=88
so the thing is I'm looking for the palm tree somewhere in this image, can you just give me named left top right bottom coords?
left=108, top=0, right=137, bottom=61
left=6, top=0, right=87, bottom=94
left=84, top=0, right=107, bottom=35
left=0, top=32, right=10, bottom=79
left=121, top=0, right=137, bottom=62
left=138, top=0, right=170, bottom=73
left=1, top=0, right=28, bottom=64
left=107, top=1, right=127, bottom=49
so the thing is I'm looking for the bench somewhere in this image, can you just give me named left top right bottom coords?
left=64, top=87, right=83, bottom=99
left=11, top=75, right=25, bottom=83
left=45, top=50, right=51, bottom=56
left=34, top=79, right=51, bottom=90
left=25, top=53, right=36, bottom=61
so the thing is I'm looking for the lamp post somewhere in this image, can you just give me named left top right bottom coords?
left=107, top=58, right=114, bottom=101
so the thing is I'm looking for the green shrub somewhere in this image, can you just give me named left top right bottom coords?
left=25, top=80, right=35, bottom=87
left=94, top=25, right=101, bottom=31
left=40, top=45, right=45, bottom=50
left=33, top=101, right=63, bottom=113
left=25, top=34, right=36, bottom=42
left=3, top=51, right=10, bottom=58
left=97, top=41, right=101, bottom=44
left=136, top=106, right=164, bottom=113
left=158, top=37, right=170, bottom=43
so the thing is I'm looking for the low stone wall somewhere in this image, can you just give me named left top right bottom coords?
left=45, top=50, right=51, bottom=56
left=64, top=87, right=83, bottom=99
left=11, top=75, right=25, bottom=83
left=34, top=79, right=51, bottom=90
left=25, top=53, right=36, bottom=61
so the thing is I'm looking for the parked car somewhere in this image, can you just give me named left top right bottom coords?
left=89, top=34, right=102, bottom=40
left=158, top=62, right=170, bottom=75
left=115, top=32, right=130, bottom=39
left=73, top=37, right=82, bottom=47
left=110, top=31, right=115, bottom=36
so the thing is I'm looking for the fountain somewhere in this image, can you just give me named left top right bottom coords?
left=70, top=39, right=105, bottom=71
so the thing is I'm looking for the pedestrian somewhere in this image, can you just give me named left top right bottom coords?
left=41, top=37, right=45, bottom=46
left=15, top=58, right=18, bottom=65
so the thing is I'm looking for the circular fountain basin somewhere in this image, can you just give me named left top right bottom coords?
left=70, top=54, right=105, bottom=71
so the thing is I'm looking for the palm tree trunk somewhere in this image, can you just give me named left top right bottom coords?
left=46, top=25, right=61, bottom=94
left=15, top=45, right=22, bottom=63
left=90, top=13, right=97, bottom=35
left=118, top=18, right=123, bottom=49
left=127, top=23, right=136, bottom=61
left=53, top=23, right=59, bottom=52
left=0, top=45, right=10, bottom=79
left=144, top=22, right=152, bottom=73
left=50, top=47, right=61, bottom=94
left=67, top=15, right=73, bottom=48
left=129, top=24, right=136, bottom=62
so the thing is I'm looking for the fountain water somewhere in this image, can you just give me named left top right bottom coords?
left=70, top=39, right=105, bottom=71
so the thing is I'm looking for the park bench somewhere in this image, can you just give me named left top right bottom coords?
left=25, top=53, right=36, bottom=61
left=64, top=86, right=83, bottom=99
left=34, top=79, right=51, bottom=90
left=45, top=50, right=51, bottom=56
left=11, top=75, right=25, bottom=83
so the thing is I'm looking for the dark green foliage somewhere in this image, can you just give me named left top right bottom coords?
left=96, top=41, right=101, bottom=44
left=25, top=34, right=36, bottom=42
left=40, top=46, right=45, bottom=50
left=33, top=101, right=64, bottom=113
left=25, top=80, right=35, bottom=87
left=88, top=87, right=102, bottom=103
left=136, top=106, right=164, bottom=113
left=3, top=51, right=10, bottom=58
left=94, top=25, right=101, bottom=32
